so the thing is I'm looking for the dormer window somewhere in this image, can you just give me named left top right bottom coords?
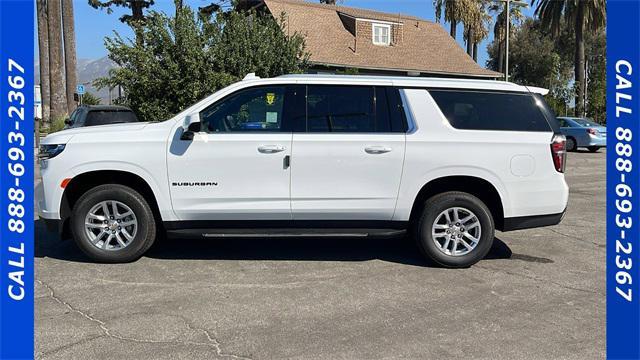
left=372, top=23, right=391, bottom=46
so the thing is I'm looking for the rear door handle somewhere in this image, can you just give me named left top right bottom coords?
left=364, top=146, right=392, bottom=154
left=258, top=145, right=286, bottom=154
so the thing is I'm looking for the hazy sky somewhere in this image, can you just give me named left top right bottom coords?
left=37, top=0, right=536, bottom=68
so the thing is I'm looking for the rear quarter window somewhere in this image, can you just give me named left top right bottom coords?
left=429, top=90, right=552, bottom=132
left=85, top=110, right=138, bottom=127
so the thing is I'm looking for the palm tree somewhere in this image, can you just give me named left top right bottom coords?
left=464, top=0, right=491, bottom=61
left=434, top=0, right=470, bottom=39
left=490, top=2, right=524, bottom=73
left=62, top=0, right=78, bottom=114
left=531, top=0, right=606, bottom=117
left=48, top=0, right=68, bottom=122
left=36, top=0, right=50, bottom=126
left=88, top=0, right=155, bottom=46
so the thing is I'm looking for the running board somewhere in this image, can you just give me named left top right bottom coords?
left=166, top=228, right=407, bottom=239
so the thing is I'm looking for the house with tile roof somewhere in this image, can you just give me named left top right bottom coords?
left=243, top=0, right=501, bottom=79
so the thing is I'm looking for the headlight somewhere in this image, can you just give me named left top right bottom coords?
left=38, top=144, right=66, bottom=160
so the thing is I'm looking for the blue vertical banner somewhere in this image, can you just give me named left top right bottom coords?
left=607, top=0, right=640, bottom=359
left=0, top=0, right=35, bottom=359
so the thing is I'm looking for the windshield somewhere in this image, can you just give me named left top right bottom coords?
left=573, top=118, right=600, bottom=127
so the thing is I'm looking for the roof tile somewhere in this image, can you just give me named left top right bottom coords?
left=263, top=0, right=501, bottom=78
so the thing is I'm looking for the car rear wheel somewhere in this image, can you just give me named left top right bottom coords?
left=415, top=191, right=494, bottom=268
left=71, top=184, right=156, bottom=263
left=588, top=146, right=599, bottom=153
left=566, top=137, right=577, bottom=152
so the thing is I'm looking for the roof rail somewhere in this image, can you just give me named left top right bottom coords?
left=243, top=73, right=260, bottom=81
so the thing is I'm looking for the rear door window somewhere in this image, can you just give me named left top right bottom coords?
left=429, top=90, right=552, bottom=132
left=306, top=86, right=381, bottom=132
left=305, top=86, right=405, bottom=133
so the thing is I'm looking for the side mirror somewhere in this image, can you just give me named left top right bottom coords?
left=64, top=118, right=72, bottom=125
left=180, top=121, right=201, bottom=141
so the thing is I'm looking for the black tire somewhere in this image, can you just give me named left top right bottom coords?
left=414, top=191, right=495, bottom=268
left=70, top=184, right=156, bottom=263
left=588, top=146, right=599, bottom=153
left=566, top=137, right=577, bottom=152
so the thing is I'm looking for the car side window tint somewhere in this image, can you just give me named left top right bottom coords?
left=386, top=87, right=408, bottom=132
left=85, top=110, right=137, bottom=126
left=374, top=87, right=392, bottom=133
left=200, top=86, right=286, bottom=133
left=532, top=93, right=560, bottom=132
left=429, top=90, right=552, bottom=132
left=558, top=119, right=567, bottom=127
left=307, top=86, right=387, bottom=133
left=68, top=109, right=80, bottom=127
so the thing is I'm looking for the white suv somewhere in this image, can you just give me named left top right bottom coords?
left=36, top=74, right=569, bottom=267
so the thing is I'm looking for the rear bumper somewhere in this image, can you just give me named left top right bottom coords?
left=501, top=209, right=566, bottom=232
left=586, top=136, right=606, bottom=147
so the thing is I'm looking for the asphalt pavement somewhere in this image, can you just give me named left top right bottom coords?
left=34, top=149, right=606, bottom=360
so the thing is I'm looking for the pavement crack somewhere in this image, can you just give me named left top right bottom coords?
left=36, top=279, right=252, bottom=359
left=474, top=265, right=603, bottom=296
left=37, top=335, right=105, bottom=360
left=180, top=316, right=253, bottom=360
left=543, top=227, right=601, bottom=247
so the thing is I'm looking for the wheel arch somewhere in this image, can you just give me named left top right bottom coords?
left=60, top=170, right=164, bottom=238
left=565, top=135, right=578, bottom=150
left=408, top=175, right=506, bottom=231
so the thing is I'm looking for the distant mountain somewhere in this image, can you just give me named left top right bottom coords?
left=35, top=56, right=117, bottom=103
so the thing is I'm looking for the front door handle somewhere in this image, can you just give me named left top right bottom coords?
left=258, top=145, right=286, bottom=154
left=364, top=146, right=392, bottom=154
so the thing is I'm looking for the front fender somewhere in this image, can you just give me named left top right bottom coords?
left=68, top=161, right=176, bottom=221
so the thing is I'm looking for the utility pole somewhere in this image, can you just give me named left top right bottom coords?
left=494, top=0, right=527, bottom=82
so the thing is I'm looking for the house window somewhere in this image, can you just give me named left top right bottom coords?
left=372, top=23, right=391, bottom=46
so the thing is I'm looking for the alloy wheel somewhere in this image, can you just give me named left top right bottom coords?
left=84, top=200, right=138, bottom=251
left=431, top=207, right=482, bottom=256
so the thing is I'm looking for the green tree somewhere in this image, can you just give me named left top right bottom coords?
left=433, top=0, right=470, bottom=39
left=463, top=0, right=491, bottom=61
left=489, top=2, right=524, bottom=74
left=487, top=19, right=573, bottom=115
left=96, top=6, right=308, bottom=122
left=585, top=28, right=605, bottom=123
left=81, top=91, right=102, bottom=105
left=88, top=0, right=155, bottom=46
left=206, top=11, right=309, bottom=79
left=434, top=0, right=489, bottom=61
left=531, top=0, right=606, bottom=117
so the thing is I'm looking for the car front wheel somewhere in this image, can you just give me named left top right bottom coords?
left=70, top=184, right=156, bottom=263
left=415, top=191, right=495, bottom=268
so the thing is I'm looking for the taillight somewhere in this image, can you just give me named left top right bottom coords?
left=550, top=134, right=566, bottom=173
left=587, top=128, right=597, bottom=135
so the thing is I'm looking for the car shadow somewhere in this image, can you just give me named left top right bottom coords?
left=35, top=219, right=514, bottom=267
